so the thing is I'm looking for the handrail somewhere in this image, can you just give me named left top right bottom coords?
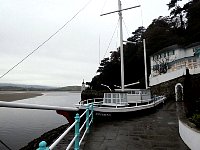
left=0, top=101, right=78, bottom=111
left=37, top=103, right=94, bottom=150
left=48, top=120, right=77, bottom=149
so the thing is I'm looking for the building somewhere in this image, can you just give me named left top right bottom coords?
left=149, top=42, right=200, bottom=86
left=81, top=79, right=86, bottom=92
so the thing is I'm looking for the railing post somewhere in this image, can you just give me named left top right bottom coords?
left=91, top=103, right=94, bottom=123
left=74, top=113, right=80, bottom=150
left=86, top=105, right=90, bottom=133
left=37, top=141, right=50, bottom=150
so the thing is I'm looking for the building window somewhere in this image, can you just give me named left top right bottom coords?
left=194, top=46, right=200, bottom=57
left=169, top=50, right=175, bottom=56
left=167, top=52, right=169, bottom=56
left=154, top=55, right=158, bottom=60
left=153, top=64, right=159, bottom=71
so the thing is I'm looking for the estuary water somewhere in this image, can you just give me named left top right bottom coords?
left=0, top=92, right=80, bottom=150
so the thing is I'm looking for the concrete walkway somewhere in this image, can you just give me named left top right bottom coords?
left=83, top=101, right=190, bottom=150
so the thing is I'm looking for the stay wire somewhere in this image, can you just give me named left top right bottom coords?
left=103, top=18, right=120, bottom=59
left=136, top=0, right=144, bottom=27
left=0, top=0, right=93, bottom=79
left=100, top=0, right=108, bottom=14
left=0, top=140, right=12, bottom=150
left=123, top=19, right=131, bottom=38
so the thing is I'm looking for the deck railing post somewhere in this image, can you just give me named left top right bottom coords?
left=86, top=105, right=90, bottom=133
left=37, top=141, right=50, bottom=150
left=74, top=113, right=80, bottom=150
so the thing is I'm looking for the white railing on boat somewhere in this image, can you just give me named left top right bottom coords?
left=78, top=95, right=166, bottom=108
left=79, top=98, right=103, bottom=105
left=132, top=95, right=165, bottom=103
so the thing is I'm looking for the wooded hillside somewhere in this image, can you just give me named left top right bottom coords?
left=87, top=0, right=200, bottom=91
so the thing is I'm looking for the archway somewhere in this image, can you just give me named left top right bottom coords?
left=175, top=83, right=183, bottom=101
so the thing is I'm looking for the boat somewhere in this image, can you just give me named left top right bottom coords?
left=75, top=93, right=165, bottom=121
left=57, top=0, right=166, bottom=122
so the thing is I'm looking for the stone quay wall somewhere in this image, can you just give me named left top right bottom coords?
left=150, top=73, right=200, bottom=100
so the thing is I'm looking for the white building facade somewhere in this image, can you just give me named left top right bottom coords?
left=149, top=42, right=200, bottom=86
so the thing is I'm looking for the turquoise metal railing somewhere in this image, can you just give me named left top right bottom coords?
left=37, top=103, right=94, bottom=150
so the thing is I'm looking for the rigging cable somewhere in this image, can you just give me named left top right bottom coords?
left=123, top=19, right=131, bottom=38
left=100, top=0, right=108, bottom=14
left=136, top=0, right=144, bottom=27
left=103, top=18, right=120, bottom=59
left=116, top=25, right=119, bottom=50
left=99, top=34, right=101, bottom=64
left=0, top=0, right=93, bottom=79
left=0, top=140, right=12, bottom=150
left=98, top=0, right=108, bottom=64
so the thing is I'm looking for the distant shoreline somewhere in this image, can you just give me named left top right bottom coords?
left=0, top=91, right=43, bottom=102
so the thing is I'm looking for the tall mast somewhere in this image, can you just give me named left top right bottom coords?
left=118, top=0, right=124, bottom=91
left=143, top=39, right=148, bottom=89
left=100, top=2, right=140, bottom=91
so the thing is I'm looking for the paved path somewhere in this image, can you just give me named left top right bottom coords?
left=82, top=101, right=190, bottom=150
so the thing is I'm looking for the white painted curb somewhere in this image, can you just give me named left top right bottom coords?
left=179, top=119, right=200, bottom=150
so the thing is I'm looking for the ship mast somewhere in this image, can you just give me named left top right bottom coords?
left=101, top=1, right=140, bottom=91
left=118, top=0, right=124, bottom=91
left=143, top=39, right=148, bottom=89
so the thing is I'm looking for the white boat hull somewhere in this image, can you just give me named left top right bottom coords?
left=77, top=96, right=166, bottom=121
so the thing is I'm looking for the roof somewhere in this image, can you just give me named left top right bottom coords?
left=150, top=42, right=200, bottom=57
left=150, top=44, right=182, bottom=56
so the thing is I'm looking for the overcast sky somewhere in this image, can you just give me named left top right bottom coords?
left=0, top=0, right=187, bottom=87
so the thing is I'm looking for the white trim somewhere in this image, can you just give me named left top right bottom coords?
left=175, top=83, right=183, bottom=101
left=179, top=119, right=200, bottom=150
left=149, top=68, right=186, bottom=86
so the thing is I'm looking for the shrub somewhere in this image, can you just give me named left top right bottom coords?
left=190, top=114, right=200, bottom=128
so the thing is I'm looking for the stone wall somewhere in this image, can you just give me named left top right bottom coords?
left=150, top=73, right=200, bottom=101
left=150, top=76, right=185, bottom=100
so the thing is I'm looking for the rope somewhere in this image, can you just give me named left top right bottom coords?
left=136, top=0, right=144, bottom=27
left=0, top=140, right=12, bottom=150
left=0, top=0, right=93, bottom=79
left=103, top=18, right=120, bottom=59
left=123, top=19, right=131, bottom=38
left=100, top=0, right=108, bottom=14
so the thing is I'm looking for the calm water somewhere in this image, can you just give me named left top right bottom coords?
left=0, top=92, right=80, bottom=150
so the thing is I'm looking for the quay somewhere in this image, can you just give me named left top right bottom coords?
left=54, top=101, right=189, bottom=150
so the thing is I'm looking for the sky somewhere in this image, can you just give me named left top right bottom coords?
left=0, top=0, right=188, bottom=87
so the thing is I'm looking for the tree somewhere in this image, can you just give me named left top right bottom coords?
left=97, top=57, right=109, bottom=73
left=143, top=16, right=179, bottom=55
left=91, top=50, right=121, bottom=90
left=185, top=0, right=200, bottom=43
left=167, top=0, right=187, bottom=29
left=127, top=26, right=146, bottom=43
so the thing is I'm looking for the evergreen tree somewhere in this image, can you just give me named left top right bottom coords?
left=185, top=0, right=200, bottom=43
